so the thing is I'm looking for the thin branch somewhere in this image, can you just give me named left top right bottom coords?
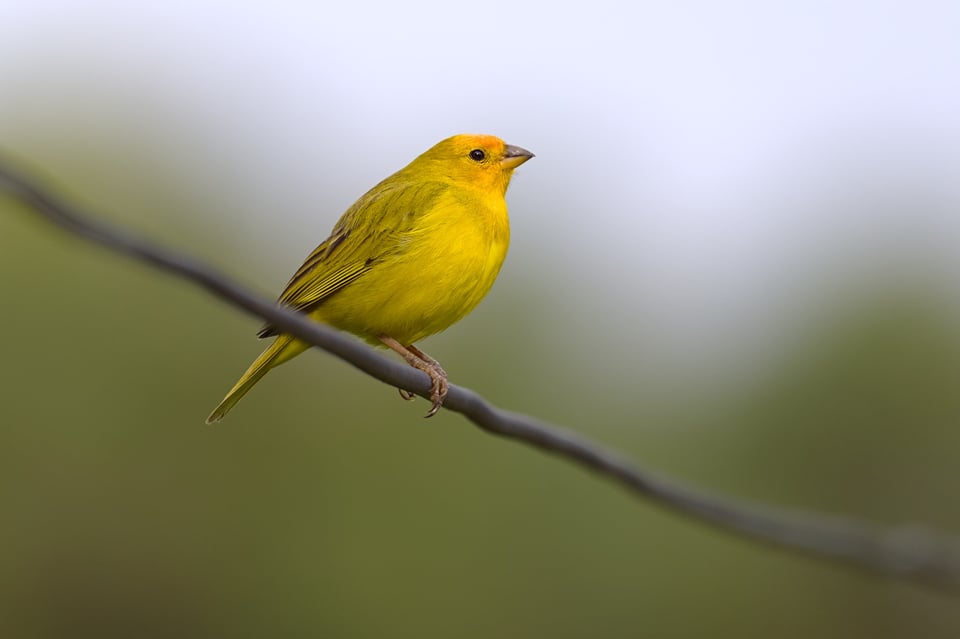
left=3, top=159, right=960, bottom=593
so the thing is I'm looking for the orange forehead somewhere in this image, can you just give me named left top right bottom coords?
left=449, top=133, right=505, bottom=152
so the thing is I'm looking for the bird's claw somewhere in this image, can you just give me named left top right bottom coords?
left=423, top=372, right=449, bottom=418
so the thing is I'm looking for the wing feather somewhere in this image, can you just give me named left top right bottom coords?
left=257, top=179, right=448, bottom=338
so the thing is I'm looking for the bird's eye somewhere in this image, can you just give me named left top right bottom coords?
left=469, top=149, right=486, bottom=162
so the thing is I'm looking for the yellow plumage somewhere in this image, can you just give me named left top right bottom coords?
left=207, top=134, right=533, bottom=422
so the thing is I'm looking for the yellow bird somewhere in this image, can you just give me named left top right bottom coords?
left=206, top=134, right=534, bottom=423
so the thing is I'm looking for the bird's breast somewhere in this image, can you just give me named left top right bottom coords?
left=313, top=191, right=510, bottom=345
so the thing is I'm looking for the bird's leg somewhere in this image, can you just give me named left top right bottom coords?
left=378, top=336, right=449, bottom=417
left=405, top=344, right=447, bottom=379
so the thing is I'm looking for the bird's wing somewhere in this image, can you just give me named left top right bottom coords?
left=257, top=179, right=448, bottom=338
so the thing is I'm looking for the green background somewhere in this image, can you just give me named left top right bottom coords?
left=2, top=148, right=959, bottom=638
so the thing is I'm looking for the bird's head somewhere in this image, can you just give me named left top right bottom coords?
left=411, top=134, right=534, bottom=195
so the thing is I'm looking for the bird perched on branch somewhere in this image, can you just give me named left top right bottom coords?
left=206, top=134, right=534, bottom=423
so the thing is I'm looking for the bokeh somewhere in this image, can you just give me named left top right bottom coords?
left=2, top=2, right=959, bottom=637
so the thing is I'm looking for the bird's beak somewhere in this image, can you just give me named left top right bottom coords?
left=501, top=144, right=535, bottom=169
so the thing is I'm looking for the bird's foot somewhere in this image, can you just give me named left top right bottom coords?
left=380, top=336, right=450, bottom=417
left=406, top=344, right=448, bottom=417
left=419, top=361, right=449, bottom=418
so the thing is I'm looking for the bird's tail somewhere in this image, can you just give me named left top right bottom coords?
left=205, top=334, right=308, bottom=423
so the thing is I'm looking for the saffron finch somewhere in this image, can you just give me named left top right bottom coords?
left=206, top=134, right=534, bottom=422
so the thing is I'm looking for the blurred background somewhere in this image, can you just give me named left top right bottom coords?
left=2, top=1, right=960, bottom=637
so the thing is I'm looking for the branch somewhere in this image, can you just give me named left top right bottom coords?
left=3, top=159, right=960, bottom=593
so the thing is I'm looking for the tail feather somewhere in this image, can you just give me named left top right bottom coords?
left=206, top=334, right=308, bottom=423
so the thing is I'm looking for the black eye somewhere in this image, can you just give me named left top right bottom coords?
left=469, top=149, right=486, bottom=162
